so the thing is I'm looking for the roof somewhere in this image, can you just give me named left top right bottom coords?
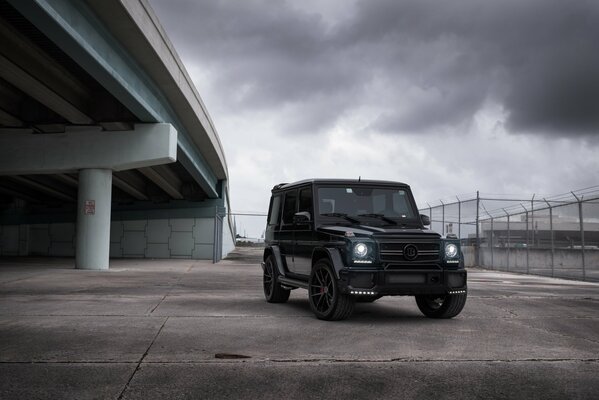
left=272, top=178, right=409, bottom=192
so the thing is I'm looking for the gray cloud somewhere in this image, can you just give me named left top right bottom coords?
left=150, top=0, right=599, bottom=136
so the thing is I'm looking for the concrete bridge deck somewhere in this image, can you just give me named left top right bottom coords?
left=1, top=248, right=598, bottom=399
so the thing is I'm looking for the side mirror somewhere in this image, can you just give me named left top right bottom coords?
left=293, top=211, right=311, bottom=224
left=420, top=214, right=430, bottom=226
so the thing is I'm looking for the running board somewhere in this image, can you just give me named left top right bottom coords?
left=278, top=276, right=309, bottom=289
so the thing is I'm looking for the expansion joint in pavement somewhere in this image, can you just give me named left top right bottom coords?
left=148, top=264, right=195, bottom=314
left=117, top=316, right=169, bottom=400
left=265, top=357, right=599, bottom=364
left=508, top=318, right=599, bottom=346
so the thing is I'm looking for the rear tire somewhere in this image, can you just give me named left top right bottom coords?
left=263, top=255, right=290, bottom=303
left=308, top=260, right=354, bottom=320
left=415, top=292, right=467, bottom=318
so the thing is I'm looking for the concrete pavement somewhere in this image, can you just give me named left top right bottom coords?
left=1, top=247, right=598, bottom=399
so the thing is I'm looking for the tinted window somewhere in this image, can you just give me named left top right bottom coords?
left=299, top=187, right=313, bottom=215
left=282, top=191, right=297, bottom=224
left=268, top=195, right=282, bottom=226
left=317, top=187, right=415, bottom=218
left=371, top=190, right=412, bottom=216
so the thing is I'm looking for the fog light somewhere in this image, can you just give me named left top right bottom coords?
left=350, top=290, right=376, bottom=295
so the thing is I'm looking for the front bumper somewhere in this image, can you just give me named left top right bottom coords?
left=338, top=268, right=467, bottom=296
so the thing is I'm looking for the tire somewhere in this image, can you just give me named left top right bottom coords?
left=415, top=292, right=467, bottom=319
left=263, top=255, right=290, bottom=303
left=308, top=260, right=355, bottom=320
left=356, top=295, right=380, bottom=303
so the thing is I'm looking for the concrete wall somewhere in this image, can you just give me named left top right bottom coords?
left=462, top=246, right=475, bottom=267
left=0, top=218, right=219, bottom=260
left=463, top=245, right=599, bottom=281
left=1, top=223, right=76, bottom=257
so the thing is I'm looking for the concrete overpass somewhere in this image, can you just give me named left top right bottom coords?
left=0, top=0, right=234, bottom=268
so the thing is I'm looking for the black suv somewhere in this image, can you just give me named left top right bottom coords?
left=261, top=179, right=467, bottom=320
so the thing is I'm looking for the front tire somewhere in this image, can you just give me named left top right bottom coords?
left=415, top=292, right=467, bottom=318
left=263, top=256, right=290, bottom=303
left=308, top=260, right=355, bottom=320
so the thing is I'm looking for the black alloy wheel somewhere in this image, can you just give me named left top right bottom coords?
left=308, top=260, right=354, bottom=320
left=263, top=256, right=290, bottom=303
left=415, top=291, right=467, bottom=318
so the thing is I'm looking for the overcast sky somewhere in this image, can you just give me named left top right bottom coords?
left=149, top=0, right=599, bottom=237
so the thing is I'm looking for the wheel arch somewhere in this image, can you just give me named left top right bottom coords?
left=263, top=245, right=286, bottom=276
left=263, top=247, right=273, bottom=262
left=311, top=247, right=345, bottom=279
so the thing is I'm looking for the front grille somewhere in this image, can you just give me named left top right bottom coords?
left=377, top=240, right=440, bottom=263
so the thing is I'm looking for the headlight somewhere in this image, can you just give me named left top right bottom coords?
left=354, top=243, right=368, bottom=258
left=445, top=243, right=458, bottom=258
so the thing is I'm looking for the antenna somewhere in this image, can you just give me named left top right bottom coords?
left=358, top=176, right=361, bottom=182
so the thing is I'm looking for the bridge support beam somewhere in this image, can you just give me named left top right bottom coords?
left=76, top=169, right=112, bottom=270
left=0, top=123, right=177, bottom=175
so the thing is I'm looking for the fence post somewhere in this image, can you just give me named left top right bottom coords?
left=572, top=193, right=586, bottom=280
left=504, top=209, right=510, bottom=272
left=440, top=200, right=445, bottom=236
left=456, top=196, right=461, bottom=239
left=480, top=202, right=492, bottom=269
left=475, top=191, right=480, bottom=267
left=520, top=204, right=529, bottom=274
left=580, top=199, right=585, bottom=281
left=544, top=199, right=554, bottom=277
left=526, top=210, right=529, bottom=274
left=531, top=194, right=535, bottom=247
left=490, top=217, right=494, bottom=268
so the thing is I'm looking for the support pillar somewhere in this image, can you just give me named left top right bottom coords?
left=76, top=169, right=112, bottom=270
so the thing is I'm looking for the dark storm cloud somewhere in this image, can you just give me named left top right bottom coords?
left=150, top=0, right=358, bottom=104
left=150, top=0, right=599, bottom=136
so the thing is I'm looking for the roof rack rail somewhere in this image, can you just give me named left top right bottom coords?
left=272, top=183, right=288, bottom=190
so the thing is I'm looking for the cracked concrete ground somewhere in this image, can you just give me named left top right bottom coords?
left=1, top=247, right=598, bottom=399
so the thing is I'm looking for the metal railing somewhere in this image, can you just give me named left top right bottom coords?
left=419, top=186, right=599, bottom=282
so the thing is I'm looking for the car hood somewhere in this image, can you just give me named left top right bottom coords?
left=317, top=225, right=442, bottom=239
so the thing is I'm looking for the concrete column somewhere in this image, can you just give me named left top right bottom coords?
left=76, top=169, right=112, bottom=270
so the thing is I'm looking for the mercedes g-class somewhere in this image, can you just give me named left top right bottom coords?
left=261, top=179, right=467, bottom=320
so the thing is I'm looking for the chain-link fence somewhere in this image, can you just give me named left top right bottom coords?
left=419, top=186, right=599, bottom=282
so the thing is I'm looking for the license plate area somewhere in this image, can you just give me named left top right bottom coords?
left=386, top=271, right=442, bottom=285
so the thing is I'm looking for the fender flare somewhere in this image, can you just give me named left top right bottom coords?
left=312, top=247, right=346, bottom=279
left=263, top=245, right=286, bottom=277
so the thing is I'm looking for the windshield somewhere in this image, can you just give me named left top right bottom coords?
left=317, top=186, right=417, bottom=224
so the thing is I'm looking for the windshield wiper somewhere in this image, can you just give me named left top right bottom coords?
left=357, top=213, right=398, bottom=225
left=320, top=213, right=361, bottom=224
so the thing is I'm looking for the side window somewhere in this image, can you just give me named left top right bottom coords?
left=282, top=190, right=298, bottom=225
left=298, top=187, right=313, bottom=216
left=268, top=195, right=281, bottom=227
